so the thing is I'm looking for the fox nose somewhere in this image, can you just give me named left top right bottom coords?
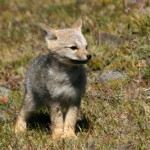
left=87, top=54, right=92, bottom=60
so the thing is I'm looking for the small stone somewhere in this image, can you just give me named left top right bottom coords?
left=0, top=109, right=12, bottom=123
left=142, top=88, right=150, bottom=96
left=98, top=32, right=121, bottom=47
left=99, top=70, right=126, bottom=82
left=0, top=109, right=8, bottom=122
left=0, top=86, right=11, bottom=99
left=123, top=0, right=149, bottom=8
left=123, top=0, right=137, bottom=7
left=143, top=7, right=150, bottom=17
left=116, top=141, right=135, bottom=150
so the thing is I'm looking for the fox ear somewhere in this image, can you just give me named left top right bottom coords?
left=71, top=19, right=82, bottom=31
left=38, top=23, right=57, bottom=40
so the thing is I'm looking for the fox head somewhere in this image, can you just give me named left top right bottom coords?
left=39, top=19, right=91, bottom=65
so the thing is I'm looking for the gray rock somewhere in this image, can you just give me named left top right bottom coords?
left=98, top=32, right=121, bottom=47
left=142, top=88, right=150, bottom=96
left=123, top=0, right=137, bottom=7
left=0, top=109, right=9, bottom=122
left=0, top=86, right=11, bottom=99
left=143, top=7, right=150, bottom=17
left=99, top=70, right=126, bottom=82
left=116, top=141, right=135, bottom=150
left=123, top=0, right=149, bottom=8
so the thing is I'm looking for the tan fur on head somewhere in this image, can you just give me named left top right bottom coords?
left=76, top=49, right=90, bottom=59
left=71, top=19, right=82, bottom=31
left=38, top=19, right=91, bottom=65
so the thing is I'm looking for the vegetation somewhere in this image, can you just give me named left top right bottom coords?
left=0, top=0, right=149, bottom=149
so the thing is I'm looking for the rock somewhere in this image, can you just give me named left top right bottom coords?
left=142, top=88, right=150, bottom=96
left=116, top=141, right=135, bottom=150
left=143, top=7, right=150, bottom=17
left=123, top=0, right=138, bottom=7
left=98, top=32, right=121, bottom=47
left=0, top=109, right=10, bottom=122
left=99, top=70, right=126, bottom=82
left=123, top=0, right=149, bottom=9
left=0, top=86, right=11, bottom=99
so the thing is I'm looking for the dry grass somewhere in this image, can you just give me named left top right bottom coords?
left=0, top=0, right=150, bottom=149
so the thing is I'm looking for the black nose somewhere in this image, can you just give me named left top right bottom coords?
left=87, top=54, right=92, bottom=60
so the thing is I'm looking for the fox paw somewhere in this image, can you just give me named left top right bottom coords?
left=62, top=129, right=78, bottom=139
left=52, top=129, right=64, bottom=140
left=52, top=131, right=77, bottom=140
left=61, top=133, right=78, bottom=140
left=14, top=119, right=26, bottom=133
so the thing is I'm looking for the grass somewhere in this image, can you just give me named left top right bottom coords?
left=0, top=0, right=150, bottom=149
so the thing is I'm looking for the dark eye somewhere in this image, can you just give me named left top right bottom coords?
left=86, top=46, right=88, bottom=50
left=70, top=46, right=77, bottom=50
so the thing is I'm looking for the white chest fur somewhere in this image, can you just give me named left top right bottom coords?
left=47, top=67, right=83, bottom=100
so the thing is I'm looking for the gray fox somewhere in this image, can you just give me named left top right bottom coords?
left=14, top=19, right=91, bottom=139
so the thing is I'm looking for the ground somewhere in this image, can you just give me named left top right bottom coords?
left=0, top=0, right=150, bottom=149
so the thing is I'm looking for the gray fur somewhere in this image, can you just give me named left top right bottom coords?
left=15, top=19, right=91, bottom=139
left=24, top=54, right=86, bottom=110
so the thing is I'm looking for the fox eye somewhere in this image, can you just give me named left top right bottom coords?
left=70, top=46, right=77, bottom=50
left=86, top=46, right=88, bottom=50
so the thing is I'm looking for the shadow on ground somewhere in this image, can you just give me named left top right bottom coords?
left=27, top=112, right=90, bottom=133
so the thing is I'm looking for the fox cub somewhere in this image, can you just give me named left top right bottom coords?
left=14, top=19, right=91, bottom=139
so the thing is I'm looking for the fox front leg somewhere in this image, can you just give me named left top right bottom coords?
left=15, top=107, right=27, bottom=133
left=50, top=103, right=64, bottom=140
left=63, top=105, right=79, bottom=139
